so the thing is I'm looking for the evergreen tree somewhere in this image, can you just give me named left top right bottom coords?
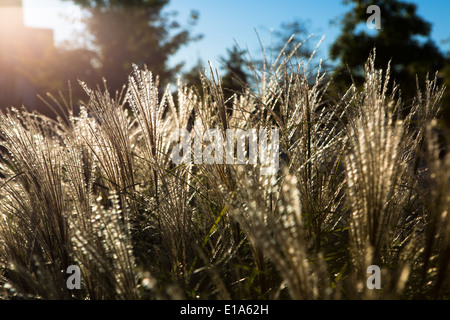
left=219, top=45, right=250, bottom=116
left=271, top=20, right=313, bottom=62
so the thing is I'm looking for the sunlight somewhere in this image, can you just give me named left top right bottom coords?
left=22, top=0, right=84, bottom=45
left=0, top=2, right=53, bottom=53
left=0, top=5, right=24, bottom=35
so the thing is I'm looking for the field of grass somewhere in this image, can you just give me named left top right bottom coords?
left=0, top=46, right=448, bottom=300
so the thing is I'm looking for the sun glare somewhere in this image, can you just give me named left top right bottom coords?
left=22, top=0, right=84, bottom=45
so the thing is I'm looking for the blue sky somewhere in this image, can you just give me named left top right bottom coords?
left=23, top=0, right=450, bottom=72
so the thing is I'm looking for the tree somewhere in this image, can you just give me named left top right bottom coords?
left=182, top=57, right=205, bottom=96
left=179, top=44, right=250, bottom=123
left=271, top=20, right=314, bottom=62
left=24, top=46, right=100, bottom=116
left=220, top=46, right=249, bottom=94
left=66, top=0, right=202, bottom=93
left=329, top=0, right=444, bottom=103
left=219, top=45, right=250, bottom=116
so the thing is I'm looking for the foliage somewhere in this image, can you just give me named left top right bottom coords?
left=65, top=0, right=202, bottom=92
